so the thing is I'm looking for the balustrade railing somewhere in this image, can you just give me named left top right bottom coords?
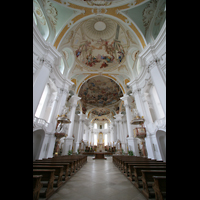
left=33, top=116, right=49, bottom=129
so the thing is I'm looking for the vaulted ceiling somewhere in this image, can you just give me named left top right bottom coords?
left=33, top=0, right=165, bottom=121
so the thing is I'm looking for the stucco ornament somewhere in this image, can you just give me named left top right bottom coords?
left=42, top=0, right=58, bottom=26
left=142, top=0, right=157, bottom=32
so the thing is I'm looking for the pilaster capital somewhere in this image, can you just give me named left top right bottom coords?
left=78, top=113, right=86, bottom=123
left=69, top=95, right=81, bottom=107
left=40, top=58, right=53, bottom=71
left=132, top=88, right=141, bottom=96
left=148, top=58, right=160, bottom=71
left=120, top=94, right=132, bottom=106
left=54, top=95, right=60, bottom=102
left=59, top=87, right=68, bottom=95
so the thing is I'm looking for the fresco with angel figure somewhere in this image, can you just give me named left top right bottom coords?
left=78, top=76, right=123, bottom=107
left=75, top=38, right=125, bottom=69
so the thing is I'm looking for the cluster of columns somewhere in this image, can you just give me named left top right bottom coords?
left=127, top=58, right=166, bottom=160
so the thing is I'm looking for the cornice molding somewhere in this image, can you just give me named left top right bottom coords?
left=127, top=20, right=165, bottom=92
left=33, top=21, right=62, bottom=65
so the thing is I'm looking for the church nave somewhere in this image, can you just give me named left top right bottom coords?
left=48, top=156, right=146, bottom=200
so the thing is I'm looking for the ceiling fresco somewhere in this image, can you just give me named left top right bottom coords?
left=91, top=108, right=110, bottom=116
left=75, top=38, right=125, bottom=69
left=78, top=76, right=123, bottom=108
left=70, top=17, right=129, bottom=72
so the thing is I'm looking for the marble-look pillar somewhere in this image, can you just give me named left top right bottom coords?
left=121, top=94, right=139, bottom=156
left=33, top=59, right=52, bottom=118
left=75, top=113, right=85, bottom=153
left=148, top=60, right=166, bottom=115
left=62, top=95, right=81, bottom=155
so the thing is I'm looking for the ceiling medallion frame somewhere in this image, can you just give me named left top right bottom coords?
left=82, top=17, right=117, bottom=41
left=94, top=21, right=107, bottom=31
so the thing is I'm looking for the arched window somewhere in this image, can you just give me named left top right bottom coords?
left=94, top=123, right=97, bottom=129
left=152, top=86, right=165, bottom=119
left=35, top=84, right=49, bottom=118
left=94, top=134, right=97, bottom=145
left=105, top=134, right=107, bottom=145
left=59, top=57, right=65, bottom=74
left=136, top=58, right=142, bottom=75
left=104, top=123, right=107, bottom=129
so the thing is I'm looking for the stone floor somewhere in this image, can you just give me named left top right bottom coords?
left=48, top=156, right=147, bottom=200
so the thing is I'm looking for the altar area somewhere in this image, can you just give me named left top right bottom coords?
left=96, top=132, right=104, bottom=152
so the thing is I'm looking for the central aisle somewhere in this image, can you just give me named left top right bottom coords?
left=48, top=156, right=146, bottom=200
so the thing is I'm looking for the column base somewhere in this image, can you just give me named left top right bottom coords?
left=62, top=137, right=74, bottom=155
left=74, top=142, right=80, bottom=154
left=126, top=137, right=139, bottom=156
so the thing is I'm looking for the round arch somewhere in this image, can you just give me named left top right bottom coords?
left=76, top=74, right=125, bottom=95
left=53, top=5, right=147, bottom=50
left=119, top=100, right=124, bottom=113
left=91, top=116, right=111, bottom=123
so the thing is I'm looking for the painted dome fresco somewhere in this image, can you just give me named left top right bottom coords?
left=65, top=16, right=129, bottom=72
left=78, top=76, right=123, bottom=107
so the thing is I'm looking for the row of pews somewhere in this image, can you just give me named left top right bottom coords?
left=33, top=155, right=87, bottom=200
left=113, top=155, right=166, bottom=200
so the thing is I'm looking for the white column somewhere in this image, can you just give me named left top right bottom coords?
left=149, top=60, right=166, bottom=115
left=121, top=94, right=139, bottom=156
left=88, top=125, right=92, bottom=146
left=118, top=120, right=123, bottom=142
left=113, top=123, right=117, bottom=143
left=75, top=113, right=85, bottom=153
left=45, top=133, right=56, bottom=158
left=120, top=95, right=133, bottom=138
left=67, top=95, right=81, bottom=138
left=131, top=90, right=145, bottom=118
left=145, top=134, right=156, bottom=160
left=110, top=125, right=113, bottom=146
left=48, top=95, right=59, bottom=124
left=115, top=121, right=120, bottom=141
left=91, top=130, right=94, bottom=146
left=38, top=133, right=50, bottom=159
left=142, top=93, right=154, bottom=124
left=62, top=95, right=81, bottom=155
left=33, top=59, right=52, bottom=118
left=55, top=88, right=69, bottom=118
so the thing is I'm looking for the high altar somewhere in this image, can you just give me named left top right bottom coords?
left=97, top=132, right=104, bottom=152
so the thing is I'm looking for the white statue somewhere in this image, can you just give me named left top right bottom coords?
left=56, top=122, right=68, bottom=133
left=133, top=109, right=139, bottom=118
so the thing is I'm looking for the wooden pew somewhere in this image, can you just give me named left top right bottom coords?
left=34, top=159, right=75, bottom=176
left=152, top=176, right=166, bottom=200
left=33, top=175, right=43, bottom=200
left=124, top=161, right=165, bottom=176
left=131, top=166, right=166, bottom=188
left=35, top=155, right=87, bottom=176
left=33, top=169, right=55, bottom=199
left=141, top=170, right=166, bottom=199
left=113, top=155, right=154, bottom=170
left=126, top=162, right=166, bottom=177
left=33, top=165, right=64, bottom=188
left=33, top=162, right=69, bottom=181
left=47, top=155, right=87, bottom=171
